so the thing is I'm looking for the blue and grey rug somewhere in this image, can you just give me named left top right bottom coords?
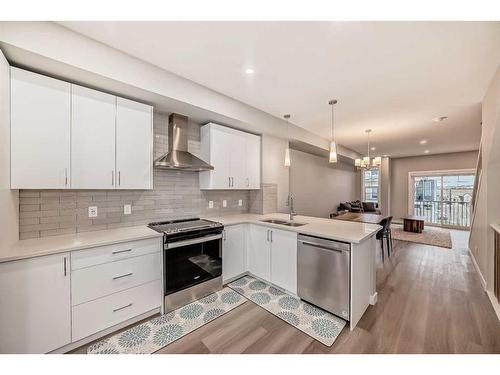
left=228, top=275, right=346, bottom=346
left=87, top=287, right=245, bottom=354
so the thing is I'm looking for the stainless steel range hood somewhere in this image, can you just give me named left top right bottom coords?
left=154, top=113, right=214, bottom=171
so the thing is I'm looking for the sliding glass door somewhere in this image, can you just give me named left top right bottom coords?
left=410, top=171, right=475, bottom=228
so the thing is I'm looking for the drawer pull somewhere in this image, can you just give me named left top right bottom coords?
left=111, top=248, right=132, bottom=255
left=113, top=272, right=133, bottom=280
left=113, top=303, right=133, bottom=312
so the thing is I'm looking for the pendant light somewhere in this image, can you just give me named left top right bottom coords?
left=355, top=129, right=381, bottom=169
left=284, top=114, right=291, bottom=167
left=328, top=99, right=338, bottom=163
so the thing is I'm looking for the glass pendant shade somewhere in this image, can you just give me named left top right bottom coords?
left=373, top=156, right=382, bottom=167
left=329, top=140, right=338, bottom=163
left=363, top=156, right=370, bottom=165
left=284, top=147, right=291, bottom=167
left=355, top=158, right=361, bottom=167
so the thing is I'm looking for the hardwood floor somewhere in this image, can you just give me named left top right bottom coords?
left=72, top=230, right=500, bottom=354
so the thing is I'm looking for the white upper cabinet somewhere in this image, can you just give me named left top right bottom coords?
left=0, top=252, right=71, bottom=353
left=199, top=123, right=261, bottom=190
left=116, top=97, right=153, bottom=190
left=11, top=67, right=71, bottom=189
left=10, top=68, right=153, bottom=190
left=245, top=134, right=261, bottom=189
left=71, top=85, right=116, bottom=189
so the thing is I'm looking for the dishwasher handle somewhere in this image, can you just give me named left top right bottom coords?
left=298, top=240, right=346, bottom=253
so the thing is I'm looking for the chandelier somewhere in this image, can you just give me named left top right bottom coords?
left=355, top=129, right=381, bottom=169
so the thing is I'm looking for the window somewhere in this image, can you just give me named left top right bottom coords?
left=362, top=169, right=379, bottom=203
left=409, top=170, right=475, bottom=228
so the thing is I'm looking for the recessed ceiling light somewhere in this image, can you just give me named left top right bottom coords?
left=244, top=68, right=254, bottom=74
left=383, top=154, right=389, bottom=157
left=370, top=147, right=376, bottom=151
left=433, top=116, right=448, bottom=122
left=419, top=140, right=427, bottom=144
left=424, top=150, right=430, bottom=154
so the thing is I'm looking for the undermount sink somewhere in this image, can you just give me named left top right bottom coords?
left=260, top=219, right=289, bottom=225
left=283, top=222, right=307, bottom=227
left=260, top=219, right=308, bottom=227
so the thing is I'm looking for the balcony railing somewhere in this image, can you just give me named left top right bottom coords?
left=413, top=200, right=471, bottom=227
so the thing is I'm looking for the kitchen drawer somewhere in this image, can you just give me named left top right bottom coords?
left=71, top=238, right=161, bottom=270
left=71, top=252, right=162, bottom=306
left=72, top=280, right=161, bottom=342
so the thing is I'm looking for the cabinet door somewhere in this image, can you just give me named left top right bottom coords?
left=245, top=134, right=261, bottom=189
left=71, top=85, right=116, bottom=189
left=10, top=68, right=71, bottom=189
left=271, top=229, right=298, bottom=294
left=228, top=132, right=247, bottom=189
left=0, top=253, right=71, bottom=353
left=210, top=127, right=232, bottom=189
left=222, top=225, right=247, bottom=282
left=116, top=97, right=153, bottom=189
left=247, top=225, right=271, bottom=280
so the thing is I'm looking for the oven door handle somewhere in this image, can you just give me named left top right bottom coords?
left=165, top=234, right=223, bottom=249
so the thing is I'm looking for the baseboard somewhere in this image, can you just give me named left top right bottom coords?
left=369, top=292, right=378, bottom=305
left=469, top=248, right=487, bottom=290
left=50, top=307, right=160, bottom=354
left=487, top=291, right=500, bottom=323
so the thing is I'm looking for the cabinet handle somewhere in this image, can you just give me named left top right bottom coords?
left=113, top=303, right=133, bottom=313
left=228, top=177, right=231, bottom=187
left=63, top=256, right=67, bottom=276
left=223, top=230, right=226, bottom=240
left=270, top=231, right=273, bottom=243
left=64, top=168, right=68, bottom=186
left=118, top=171, right=121, bottom=186
left=112, top=248, right=132, bottom=255
left=266, top=230, right=269, bottom=242
left=231, top=177, right=234, bottom=187
left=113, top=272, right=133, bottom=280
left=111, top=171, right=115, bottom=186
left=246, top=178, right=249, bottom=187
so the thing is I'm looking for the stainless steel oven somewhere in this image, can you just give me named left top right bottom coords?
left=148, top=218, right=224, bottom=313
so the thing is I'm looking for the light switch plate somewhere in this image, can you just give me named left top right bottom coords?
left=222, top=200, right=227, bottom=208
left=124, top=204, right=132, bottom=215
left=208, top=201, right=214, bottom=209
left=238, top=199, right=243, bottom=207
left=88, top=206, right=98, bottom=218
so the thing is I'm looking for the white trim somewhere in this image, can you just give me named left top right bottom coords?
left=469, top=248, right=487, bottom=290
left=487, top=291, right=500, bottom=323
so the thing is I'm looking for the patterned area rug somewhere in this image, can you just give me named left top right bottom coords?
left=391, top=224, right=452, bottom=249
left=87, top=287, right=245, bottom=354
left=228, top=275, right=346, bottom=346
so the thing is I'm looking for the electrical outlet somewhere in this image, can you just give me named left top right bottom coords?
left=124, top=204, right=132, bottom=215
left=208, top=201, right=214, bottom=209
left=88, top=206, right=98, bottom=218
left=222, top=200, right=227, bottom=208
left=238, top=199, right=243, bottom=207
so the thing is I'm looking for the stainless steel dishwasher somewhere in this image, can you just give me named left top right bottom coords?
left=297, top=234, right=350, bottom=320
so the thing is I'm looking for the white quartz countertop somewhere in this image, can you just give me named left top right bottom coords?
left=0, top=213, right=380, bottom=264
left=204, top=213, right=381, bottom=244
left=0, top=225, right=162, bottom=263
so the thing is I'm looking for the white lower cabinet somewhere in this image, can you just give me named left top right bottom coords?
left=270, top=229, right=298, bottom=295
left=0, top=253, right=71, bottom=353
left=72, top=280, right=161, bottom=342
left=222, top=224, right=247, bottom=282
left=248, top=225, right=271, bottom=280
left=247, top=225, right=297, bottom=294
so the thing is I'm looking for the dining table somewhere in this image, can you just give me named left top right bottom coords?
left=333, top=212, right=386, bottom=224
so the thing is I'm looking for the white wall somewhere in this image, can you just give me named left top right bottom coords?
left=289, top=149, right=360, bottom=218
left=0, top=49, right=18, bottom=248
left=389, top=151, right=478, bottom=220
left=469, top=66, right=500, bottom=303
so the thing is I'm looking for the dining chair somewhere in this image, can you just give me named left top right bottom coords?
left=376, top=216, right=393, bottom=262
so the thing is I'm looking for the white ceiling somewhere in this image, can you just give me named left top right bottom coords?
left=59, top=21, right=500, bottom=158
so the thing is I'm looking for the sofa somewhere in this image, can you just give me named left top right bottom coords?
left=334, top=200, right=381, bottom=215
